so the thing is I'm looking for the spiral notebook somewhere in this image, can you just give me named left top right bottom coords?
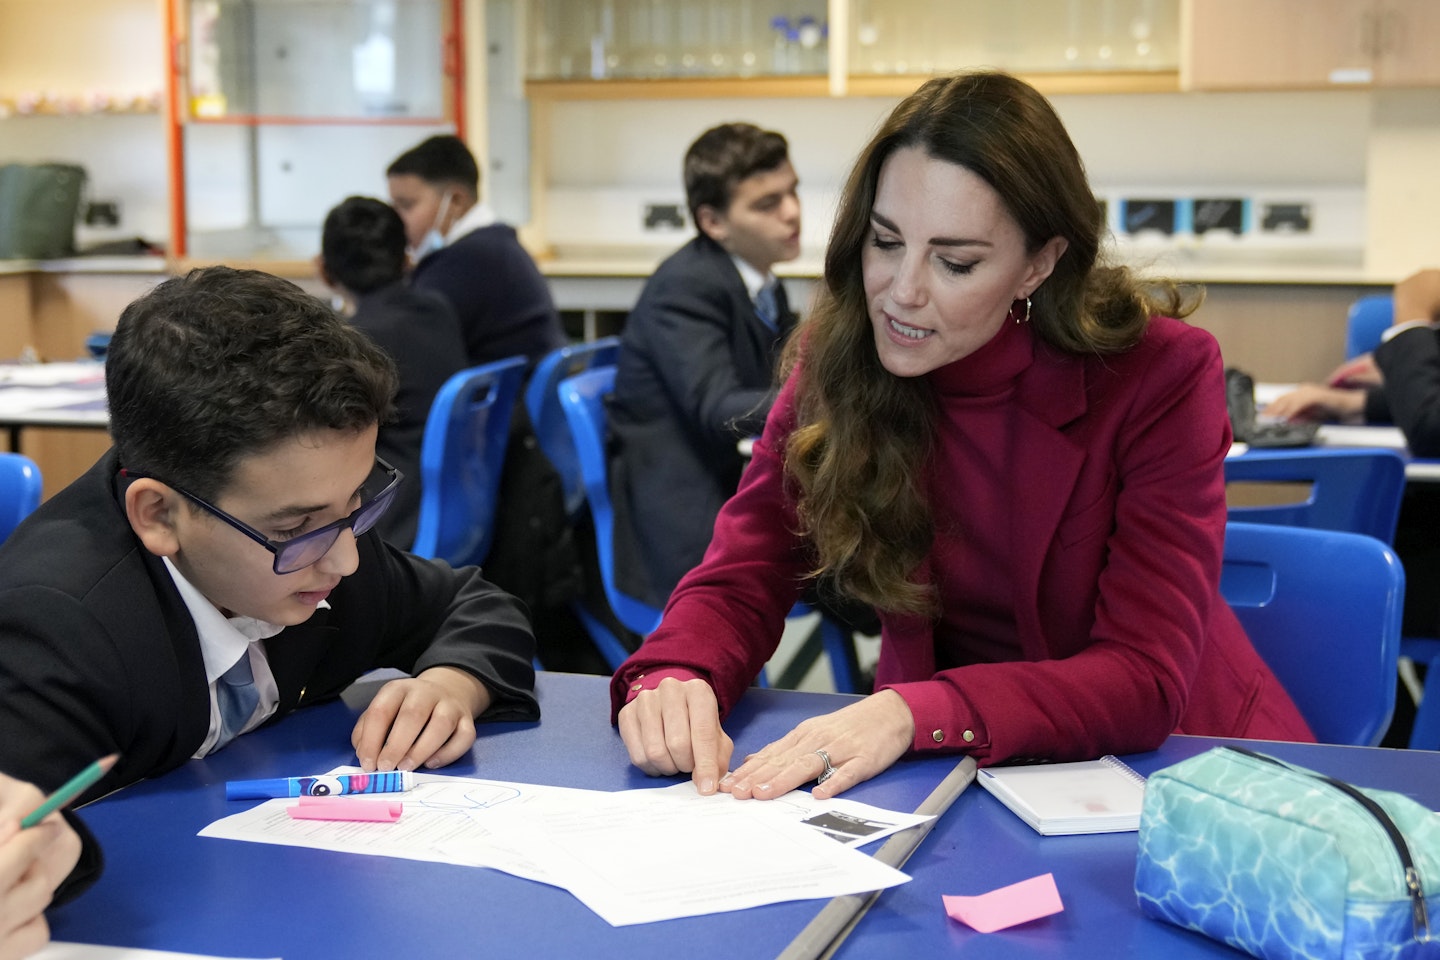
left=977, top=756, right=1147, bottom=836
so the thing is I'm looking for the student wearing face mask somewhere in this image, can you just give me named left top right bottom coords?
left=386, top=135, right=566, bottom=367
left=386, top=136, right=593, bottom=672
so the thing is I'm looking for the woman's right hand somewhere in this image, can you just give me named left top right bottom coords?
left=0, top=774, right=82, bottom=960
left=617, top=677, right=734, bottom=795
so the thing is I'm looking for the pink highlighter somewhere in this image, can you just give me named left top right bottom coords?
left=286, top=796, right=403, bottom=822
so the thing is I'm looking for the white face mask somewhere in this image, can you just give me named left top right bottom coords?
left=407, top=190, right=453, bottom=263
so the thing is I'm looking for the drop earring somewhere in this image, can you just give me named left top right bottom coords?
left=1014, top=296, right=1032, bottom=324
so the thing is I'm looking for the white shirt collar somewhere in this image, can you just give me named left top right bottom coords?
left=445, top=202, right=497, bottom=245
left=728, top=253, right=774, bottom=304
left=162, top=556, right=317, bottom=683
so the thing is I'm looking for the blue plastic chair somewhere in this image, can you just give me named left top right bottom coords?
left=1224, top=448, right=1408, bottom=545
left=559, top=367, right=865, bottom=690
left=1344, top=294, right=1393, bottom=359
left=1221, top=522, right=1404, bottom=747
left=525, top=337, right=621, bottom=520
left=559, top=367, right=667, bottom=640
left=411, top=356, right=527, bottom=569
left=0, top=452, right=42, bottom=540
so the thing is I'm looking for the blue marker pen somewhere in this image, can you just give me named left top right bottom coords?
left=225, top=770, right=413, bottom=800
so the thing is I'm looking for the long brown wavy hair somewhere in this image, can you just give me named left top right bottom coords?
left=783, top=71, right=1199, bottom=617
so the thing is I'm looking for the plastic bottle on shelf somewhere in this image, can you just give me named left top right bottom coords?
left=796, top=16, right=825, bottom=74
left=770, top=16, right=794, bottom=73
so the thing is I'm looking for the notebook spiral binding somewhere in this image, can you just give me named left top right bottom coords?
left=1099, top=755, right=1148, bottom=787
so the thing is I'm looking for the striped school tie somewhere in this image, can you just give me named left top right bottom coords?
left=215, top=648, right=260, bottom=749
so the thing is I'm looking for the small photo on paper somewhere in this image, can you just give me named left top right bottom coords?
left=802, top=810, right=891, bottom=843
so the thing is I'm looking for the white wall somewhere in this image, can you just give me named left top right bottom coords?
left=540, top=89, right=1375, bottom=258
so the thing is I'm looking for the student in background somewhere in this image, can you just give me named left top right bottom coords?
left=0, top=267, right=539, bottom=846
left=1267, top=268, right=1440, bottom=455
left=386, top=135, right=565, bottom=367
left=387, top=136, right=584, bottom=664
left=0, top=772, right=89, bottom=958
left=318, top=196, right=467, bottom=549
left=609, top=122, right=803, bottom=609
left=1268, top=268, right=1440, bottom=725
left=612, top=72, right=1312, bottom=800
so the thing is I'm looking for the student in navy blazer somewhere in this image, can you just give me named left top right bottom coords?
left=317, top=196, right=468, bottom=550
left=0, top=268, right=538, bottom=900
left=610, top=122, right=803, bottom=609
left=386, top=135, right=565, bottom=367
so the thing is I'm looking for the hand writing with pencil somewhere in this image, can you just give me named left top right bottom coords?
left=0, top=772, right=82, bottom=960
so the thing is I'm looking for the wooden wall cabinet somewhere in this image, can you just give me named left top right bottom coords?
left=1183, top=0, right=1440, bottom=91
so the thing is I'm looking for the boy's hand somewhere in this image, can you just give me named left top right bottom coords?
left=0, top=774, right=82, bottom=960
left=1326, top=353, right=1382, bottom=388
left=1263, top=384, right=1366, bottom=424
left=351, top=667, right=491, bottom=773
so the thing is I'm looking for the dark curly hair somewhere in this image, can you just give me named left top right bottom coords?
left=106, top=266, right=397, bottom=501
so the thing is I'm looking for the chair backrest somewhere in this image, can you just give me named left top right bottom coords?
left=0, top=452, right=42, bottom=540
left=557, top=366, right=663, bottom=636
left=411, top=356, right=527, bottom=568
left=525, top=336, right=621, bottom=519
left=1345, top=294, right=1393, bottom=359
left=1224, top=447, right=1408, bottom=544
left=1221, top=521, right=1403, bottom=746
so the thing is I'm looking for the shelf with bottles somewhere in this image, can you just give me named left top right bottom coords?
left=525, top=0, right=830, bottom=83
left=523, top=0, right=1180, bottom=100
left=0, top=90, right=164, bottom=118
left=178, top=0, right=459, bottom=125
left=847, top=0, right=1181, bottom=79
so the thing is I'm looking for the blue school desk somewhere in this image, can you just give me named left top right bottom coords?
left=830, top=736, right=1440, bottom=960
left=47, top=671, right=968, bottom=959
left=49, top=671, right=1440, bottom=959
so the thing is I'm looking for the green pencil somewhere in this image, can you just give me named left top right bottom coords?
left=20, top=754, right=119, bottom=829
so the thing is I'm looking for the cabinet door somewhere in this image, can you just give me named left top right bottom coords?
left=1374, top=0, right=1440, bottom=85
left=1185, top=0, right=1374, bottom=90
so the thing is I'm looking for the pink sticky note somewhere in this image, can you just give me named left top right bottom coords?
left=286, top=797, right=403, bottom=822
left=942, top=873, right=1064, bottom=933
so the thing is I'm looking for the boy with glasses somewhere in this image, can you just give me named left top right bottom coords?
left=0, top=267, right=539, bottom=873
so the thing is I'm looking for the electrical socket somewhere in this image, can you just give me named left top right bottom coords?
left=84, top=199, right=121, bottom=228
left=643, top=202, right=685, bottom=231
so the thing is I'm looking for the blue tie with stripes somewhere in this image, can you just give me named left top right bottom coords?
left=215, top=648, right=259, bottom=749
left=755, top=281, right=779, bottom=331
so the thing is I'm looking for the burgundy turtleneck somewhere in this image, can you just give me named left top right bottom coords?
left=925, top=319, right=1036, bottom=671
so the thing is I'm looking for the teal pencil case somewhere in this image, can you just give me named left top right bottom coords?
left=1135, top=745, right=1439, bottom=959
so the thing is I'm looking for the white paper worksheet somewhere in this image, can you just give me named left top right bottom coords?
left=201, top=767, right=919, bottom=924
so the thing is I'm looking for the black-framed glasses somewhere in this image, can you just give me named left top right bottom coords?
left=121, top=457, right=403, bottom=575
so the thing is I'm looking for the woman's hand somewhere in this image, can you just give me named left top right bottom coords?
left=721, top=689, right=916, bottom=801
left=1263, top=384, right=1367, bottom=424
left=617, top=678, right=734, bottom=795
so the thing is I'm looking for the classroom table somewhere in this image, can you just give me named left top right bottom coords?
left=1253, top=382, right=1440, bottom=481
left=0, top=360, right=108, bottom=451
left=830, top=736, right=1440, bottom=959
left=47, top=671, right=969, bottom=960
left=47, top=672, right=1440, bottom=959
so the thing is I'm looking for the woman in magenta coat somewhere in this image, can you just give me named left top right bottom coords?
left=611, top=71, right=1313, bottom=802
